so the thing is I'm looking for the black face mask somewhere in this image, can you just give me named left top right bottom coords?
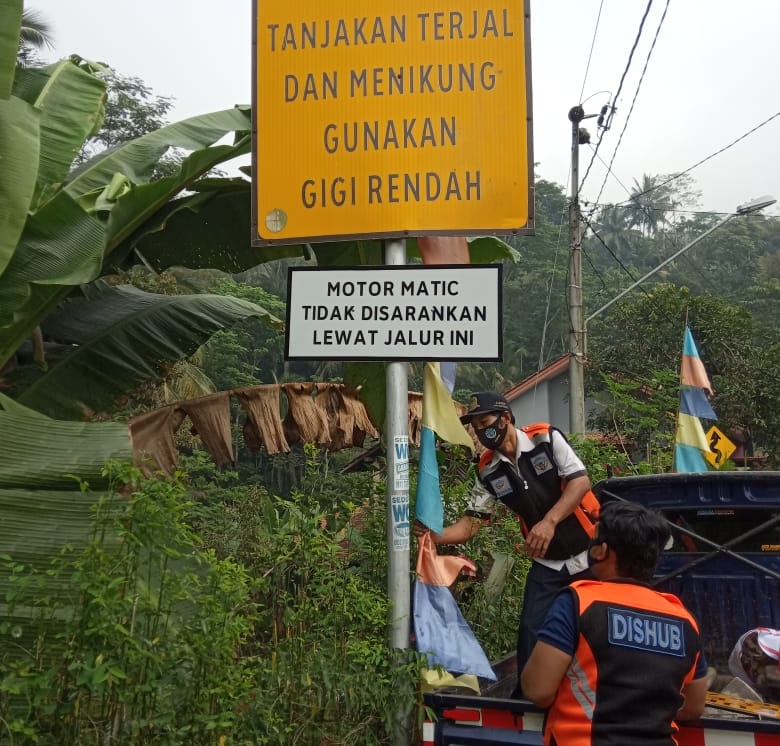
left=474, top=417, right=508, bottom=450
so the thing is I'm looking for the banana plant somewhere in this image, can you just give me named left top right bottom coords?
left=0, top=15, right=285, bottom=417
left=18, top=281, right=281, bottom=419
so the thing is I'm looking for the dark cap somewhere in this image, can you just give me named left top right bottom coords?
left=460, top=391, right=515, bottom=424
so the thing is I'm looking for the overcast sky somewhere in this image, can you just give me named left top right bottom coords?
left=31, top=0, right=780, bottom=216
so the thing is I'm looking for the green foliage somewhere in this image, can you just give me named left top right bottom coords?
left=17, top=9, right=52, bottom=67
left=200, top=279, right=287, bottom=390
left=0, top=463, right=255, bottom=745
left=569, top=434, right=666, bottom=481
left=82, top=69, right=174, bottom=151
left=73, top=68, right=187, bottom=180
left=588, top=284, right=780, bottom=466
left=588, top=369, right=679, bottom=473
left=0, top=454, right=436, bottom=745
left=3, top=414, right=695, bottom=744
left=190, top=452, right=422, bottom=745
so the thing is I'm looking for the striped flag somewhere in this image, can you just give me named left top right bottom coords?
left=674, top=327, right=716, bottom=472
left=414, top=362, right=473, bottom=534
left=414, top=237, right=492, bottom=681
left=413, top=362, right=490, bottom=680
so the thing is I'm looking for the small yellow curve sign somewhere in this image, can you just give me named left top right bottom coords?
left=704, top=425, right=736, bottom=469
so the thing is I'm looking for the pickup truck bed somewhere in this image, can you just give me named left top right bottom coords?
left=422, top=472, right=780, bottom=745
left=422, top=655, right=780, bottom=745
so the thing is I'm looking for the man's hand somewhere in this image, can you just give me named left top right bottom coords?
left=523, top=516, right=556, bottom=558
left=414, top=516, right=483, bottom=545
left=412, top=520, right=430, bottom=538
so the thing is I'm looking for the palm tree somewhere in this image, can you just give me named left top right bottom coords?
left=626, top=174, right=670, bottom=237
left=17, top=9, right=53, bottom=65
left=592, top=205, right=639, bottom=256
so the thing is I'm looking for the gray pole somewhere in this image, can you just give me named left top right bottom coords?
left=384, top=238, right=410, bottom=745
left=568, top=106, right=586, bottom=436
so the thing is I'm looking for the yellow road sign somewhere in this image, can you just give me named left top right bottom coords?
left=704, top=425, right=736, bottom=468
left=252, top=0, right=533, bottom=244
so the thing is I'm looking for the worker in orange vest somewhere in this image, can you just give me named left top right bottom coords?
left=522, top=500, right=708, bottom=745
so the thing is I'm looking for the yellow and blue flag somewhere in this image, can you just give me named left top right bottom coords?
left=674, top=327, right=716, bottom=472
left=413, top=361, right=492, bottom=680
left=414, top=362, right=473, bottom=534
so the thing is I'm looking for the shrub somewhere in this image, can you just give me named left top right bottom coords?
left=0, top=463, right=256, bottom=745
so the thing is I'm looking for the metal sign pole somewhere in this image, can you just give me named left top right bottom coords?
left=384, top=237, right=410, bottom=745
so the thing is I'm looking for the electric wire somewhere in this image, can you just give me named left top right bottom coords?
left=586, top=203, right=780, bottom=219
left=578, top=0, right=605, bottom=104
left=539, top=200, right=569, bottom=374
left=581, top=143, right=636, bottom=209
left=618, top=109, right=780, bottom=206
left=582, top=245, right=611, bottom=297
left=581, top=215, right=642, bottom=283
left=679, top=253, right=720, bottom=293
left=587, top=0, right=671, bottom=216
left=560, top=0, right=608, bottom=384
left=582, top=109, right=780, bottom=221
left=579, top=0, right=655, bottom=194
left=582, top=218, right=684, bottom=332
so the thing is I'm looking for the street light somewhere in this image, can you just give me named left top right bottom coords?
left=585, top=195, right=777, bottom=324
left=569, top=194, right=776, bottom=435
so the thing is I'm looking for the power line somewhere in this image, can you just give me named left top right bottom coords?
left=579, top=0, right=655, bottom=194
left=586, top=203, right=780, bottom=219
left=581, top=144, right=636, bottom=207
left=581, top=245, right=610, bottom=296
left=588, top=0, right=671, bottom=213
left=578, top=0, right=605, bottom=104
left=581, top=217, right=690, bottom=330
left=581, top=215, right=642, bottom=282
left=539, top=201, right=569, bottom=374
left=618, top=109, right=780, bottom=206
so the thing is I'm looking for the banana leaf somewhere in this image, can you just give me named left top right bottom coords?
left=0, top=392, right=131, bottom=490
left=17, top=282, right=281, bottom=419
left=0, top=107, right=254, bottom=369
left=0, top=486, right=120, bottom=660
left=13, top=59, right=107, bottom=210
left=64, top=106, right=250, bottom=200
left=0, top=58, right=106, bottom=277
left=0, top=0, right=21, bottom=99
left=0, top=393, right=127, bottom=670
left=0, top=95, right=39, bottom=276
left=127, top=181, right=520, bottom=274
left=125, top=179, right=308, bottom=272
left=0, top=192, right=106, bottom=326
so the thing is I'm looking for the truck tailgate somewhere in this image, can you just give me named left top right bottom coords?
left=422, top=690, right=780, bottom=745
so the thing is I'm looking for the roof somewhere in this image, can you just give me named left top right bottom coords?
left=503, top=354, right=571, bottom=402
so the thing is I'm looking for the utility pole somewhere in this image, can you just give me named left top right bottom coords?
left=383, top=237, right=411, bottom=746
left=568, top=106, right=587, bottom=436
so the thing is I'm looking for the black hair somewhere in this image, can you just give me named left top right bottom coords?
left=596, top=501, right=670, bottom=582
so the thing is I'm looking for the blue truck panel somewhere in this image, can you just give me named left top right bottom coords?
left=594, top=472, right=780, bottom=670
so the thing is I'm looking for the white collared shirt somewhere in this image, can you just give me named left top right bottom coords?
left=466, top=426, right=589, bottom=572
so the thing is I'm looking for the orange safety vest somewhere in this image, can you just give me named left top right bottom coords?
left=545, top=579, right=702, bottom=746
